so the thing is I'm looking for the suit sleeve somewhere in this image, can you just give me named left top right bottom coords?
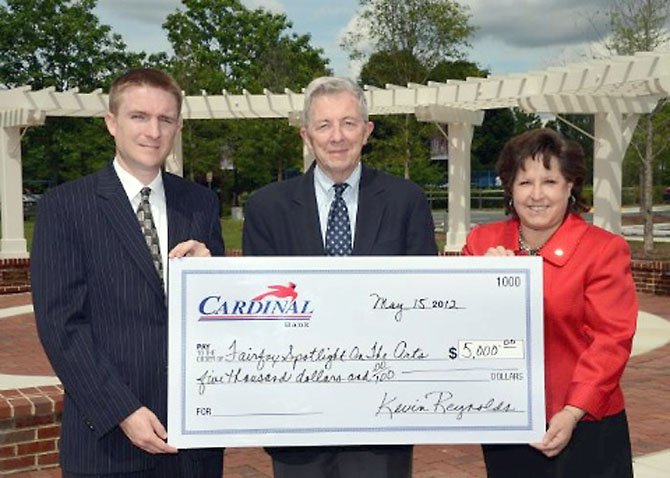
left=31, top=193, right=142, bottom=438
left=242, top=192, right=276, bottom=256
left=461, top=228, right=478, bottom=256
left=204, top=190, right=225, bottom=257
left=565, top=235, right=638, bottom=419
left=404, top=188, right=438, bottom=255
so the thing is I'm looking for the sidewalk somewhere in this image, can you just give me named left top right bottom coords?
left=432, top=205, right=670, bottom=241
left=1, top=292, right=669, bottom=478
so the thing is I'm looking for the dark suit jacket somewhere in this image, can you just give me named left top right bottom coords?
left=242, top=164, right=436, bottom=469
left=243, top=164, right=437, bottom=256
left=31, top=164, right=224, bottom=474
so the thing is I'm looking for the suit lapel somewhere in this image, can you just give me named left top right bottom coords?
left=163, top=173, right=192, bottom=251
left=96, top=164, right=164, bottom=298
left=289, top=167, right=326, bottom=255
left=353, top=165, right=385, bottom=255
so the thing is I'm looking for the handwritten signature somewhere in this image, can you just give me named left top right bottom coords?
left=375, top=391, right=516, bottom=420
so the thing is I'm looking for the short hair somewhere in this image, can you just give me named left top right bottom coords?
left=496, top=128, right=589, bottom=216
left=301, top=76, right=369, bottom=125
left=108, top=68, right=182, bottom=115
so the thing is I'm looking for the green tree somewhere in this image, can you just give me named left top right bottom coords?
left=359, top=50, right=432, bottom=184
left=470, top=108, right=542, bottom=179
left=161, top=0, right=329, bottom=199
left=652, top=105, right=670, bottom=186
left=544, top=115, right=595, bottom=186
left=0, top=0, right=138, bottom=90
left=511, top=108, right=543, bottom=136
left=343, top=0, right=475, bottom=71
left=164, top=0, right=328, bottom=94
left=607, top=0, right=670, bottom=255
left=0, top=0, right=143, bottom=187
left=342, top=0, right=476, bottom=181
left=472, top=109, right=515, bottom=168
left=360, top=50, right=428, bottom=86
left=428, top=59, right=485, bottom=83
left=362, top=56, right=489, bottom=186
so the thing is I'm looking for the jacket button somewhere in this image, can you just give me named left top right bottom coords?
left=554, top=248, right=564, bottom=256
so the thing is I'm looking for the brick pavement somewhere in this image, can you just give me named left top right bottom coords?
left=622, top=294, right=670, bottom=457
left=1, top=292, right=668, bottom=477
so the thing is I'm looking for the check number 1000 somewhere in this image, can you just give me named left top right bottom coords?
left=497, top=276, right=521, bottom=287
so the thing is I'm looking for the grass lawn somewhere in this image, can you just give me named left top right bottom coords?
left=22, top=215, right=670, bottom=260
left=22, top=217, right=244, bottom=252
left=222, top=218, right=243, bottom=251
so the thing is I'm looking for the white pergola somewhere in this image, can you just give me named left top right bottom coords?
left=1, top=52, right=669, bottom=257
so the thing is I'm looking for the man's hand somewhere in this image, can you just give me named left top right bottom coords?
left=169, top=240, right=211, bottom=258
left=119, top=407, right=178, bottom=454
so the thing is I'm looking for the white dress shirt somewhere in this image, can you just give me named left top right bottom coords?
left=113, top=160, right=168, bottom=287
left=313, top=162, right=361, bottom=247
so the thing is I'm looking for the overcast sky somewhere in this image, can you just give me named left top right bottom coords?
left=88, top=0, right=667, bottom=83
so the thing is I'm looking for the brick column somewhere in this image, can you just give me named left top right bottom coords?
left=0, top=386, right=63, bottom=474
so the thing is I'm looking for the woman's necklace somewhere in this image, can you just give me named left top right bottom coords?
left=518, top=227, right=546, bottom=256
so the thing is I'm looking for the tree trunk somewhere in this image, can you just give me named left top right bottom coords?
left=642, top=115, right=654, bottom=256
left=276, top=159, right=283, bottom=182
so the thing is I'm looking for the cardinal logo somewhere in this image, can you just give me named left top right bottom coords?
left=198, top=281, right=313, bottom=322
left=252, top=282, right=297, bottom=302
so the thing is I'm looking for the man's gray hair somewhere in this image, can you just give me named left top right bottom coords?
left=302, top=76, right=369, bottom=126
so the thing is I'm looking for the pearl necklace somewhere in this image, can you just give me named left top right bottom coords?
left=518, top=227, right=545, bottom=256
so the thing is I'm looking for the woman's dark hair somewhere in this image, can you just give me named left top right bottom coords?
left=496, top=128, right=589, bottom=216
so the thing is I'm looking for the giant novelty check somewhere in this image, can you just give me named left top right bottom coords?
left=167, top=256, right=545, bottom=448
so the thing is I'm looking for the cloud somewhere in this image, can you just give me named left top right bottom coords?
left=96, top=0, right=180, bottom=25
left=243, top=0, right=285, bottom=14
left=464, top=0, right=612, bottom=48
left=96, top=0, right=288, bottom=25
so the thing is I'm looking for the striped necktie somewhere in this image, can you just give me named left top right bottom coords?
left=136, top=187, right=163, bottom=281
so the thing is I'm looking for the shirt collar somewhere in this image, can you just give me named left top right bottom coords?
left=113, top=158, right=165, bottom=204
left=314, top=162, right=362, bottom=196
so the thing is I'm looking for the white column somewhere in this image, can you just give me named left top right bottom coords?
left=165, top=130, right=183, bottom=177
left=0, top=126, right=28, bottom=258
left=592, top=113, right=638, bottom=234
left=445, top=122, right=475, bottom=251
left=413, top=106, right=482, bottom=252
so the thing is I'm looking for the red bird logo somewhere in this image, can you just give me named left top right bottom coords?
left=252, top=282, right=298, bottom=301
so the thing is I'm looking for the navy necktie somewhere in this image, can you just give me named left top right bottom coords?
left=325, top=183, right=353, bottom=256
left=136, top=187, right=163, bottom=281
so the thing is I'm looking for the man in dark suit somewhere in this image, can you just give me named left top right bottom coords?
left=31, top=68, right=225, bottom=477
left=243, top=76, right=437, bottom=478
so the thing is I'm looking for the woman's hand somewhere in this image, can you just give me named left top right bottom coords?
left=531, top=406, right=584, bottom=457
left=484, top=246, right=515, bottom=256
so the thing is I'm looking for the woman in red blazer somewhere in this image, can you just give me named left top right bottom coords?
left=462, top=128, right=637, bottom=477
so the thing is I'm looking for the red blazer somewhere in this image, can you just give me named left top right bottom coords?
left=462, top=214, right=637, bottom=422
